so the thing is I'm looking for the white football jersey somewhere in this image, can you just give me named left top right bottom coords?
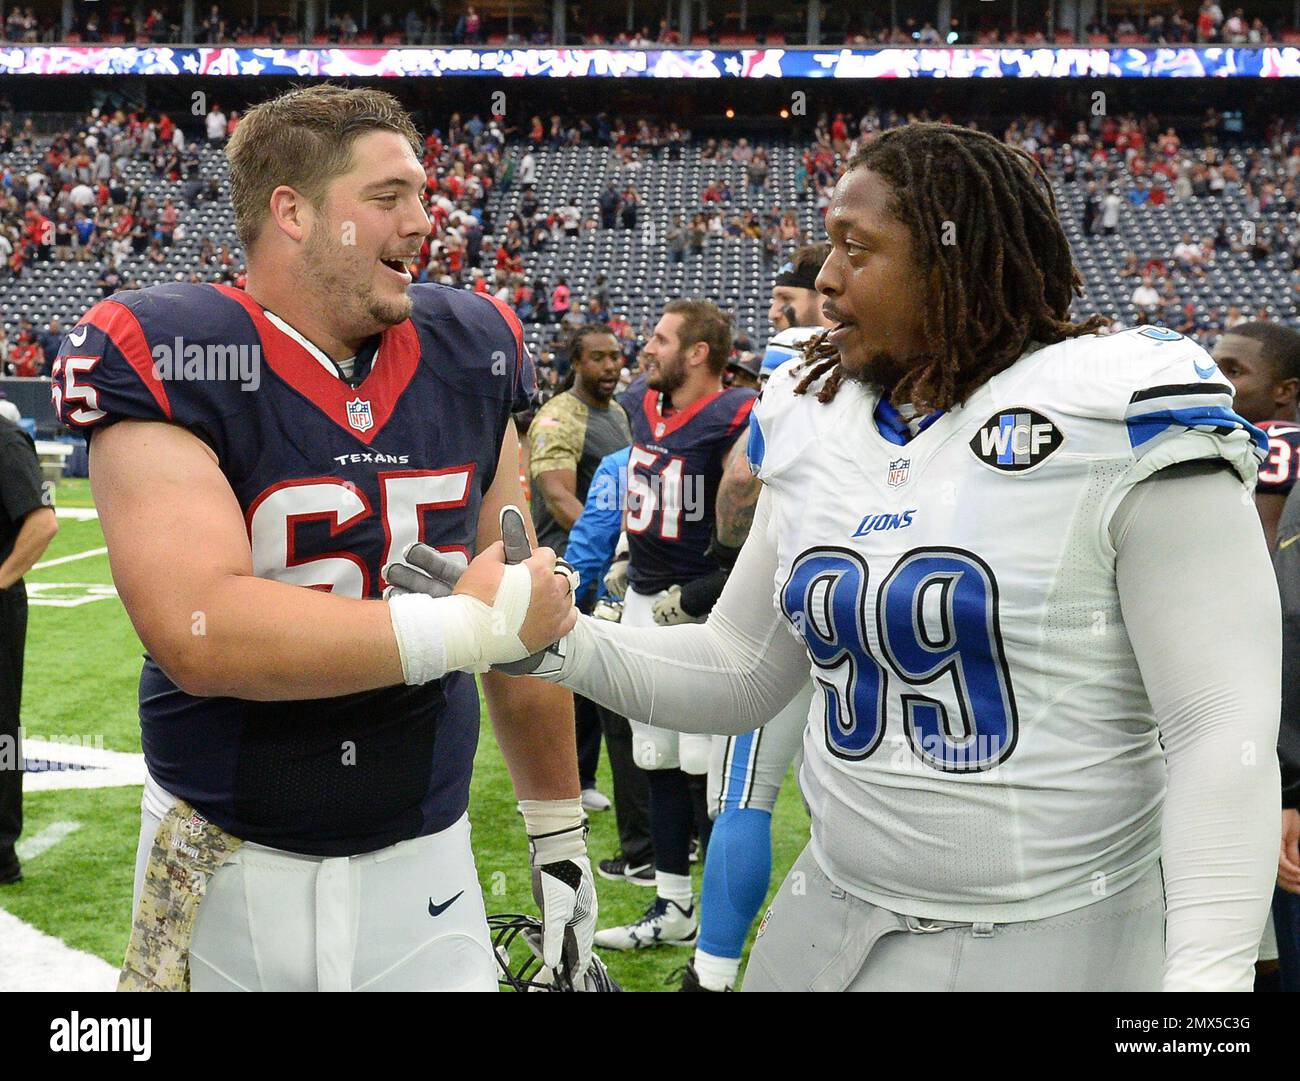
left=749, top=327, right=1266, bottom=922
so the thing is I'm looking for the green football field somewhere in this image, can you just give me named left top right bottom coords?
left=3, top=477, right=808, bottom=992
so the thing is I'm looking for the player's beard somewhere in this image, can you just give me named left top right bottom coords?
left=646, top=351, right=687, bottom=395
left=302, top=220, right=413, bottom=336
left=839, top=347, right=924, bottom=402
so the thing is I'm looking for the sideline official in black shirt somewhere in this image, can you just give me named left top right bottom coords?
left=0, top=416, right=59, bottom=884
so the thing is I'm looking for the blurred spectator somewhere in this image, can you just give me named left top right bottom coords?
left=206, top=105, right=228, bottom=145
left=667, top=216, right=686, bottom=264
left=620, top=185, right=640, bottom=230
left=598, top=182, right=621, bottom=229
left=1131, top=273, right=1161, bottom=311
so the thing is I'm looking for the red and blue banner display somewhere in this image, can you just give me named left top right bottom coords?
left=0, top=44, right=1298, bottom=78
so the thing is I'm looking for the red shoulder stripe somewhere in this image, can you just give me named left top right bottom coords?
left=84, top=300, right=172, bottom=420
left=725, top=394, right=756, bottom=434
left=481, top=292, right=525, bottom=386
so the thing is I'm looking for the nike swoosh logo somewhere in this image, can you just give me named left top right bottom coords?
left=427, top=890, right=464, bottom=917
left=1194, top=359, right=1219, bottom=379
left=1278, top=533, right=1300, bottom=551
left=69, top=326, right=88, bottom=347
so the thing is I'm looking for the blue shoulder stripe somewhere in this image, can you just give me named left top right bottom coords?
left=746, top=410, right=766, bottom=473
left=1126, top=404, right=1269, bottom=454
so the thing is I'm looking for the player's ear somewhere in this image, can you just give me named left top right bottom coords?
left=267, top=184, right=309, bottom=243
left=1277, top=377, right=1300, bottom=408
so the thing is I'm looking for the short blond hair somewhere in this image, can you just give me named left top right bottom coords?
left=225, top=84, right=421, bottom=255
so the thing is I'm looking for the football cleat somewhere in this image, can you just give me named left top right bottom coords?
left=489, top=913, right=621, bottom=992
left=593, top=897, right=698, bottom=951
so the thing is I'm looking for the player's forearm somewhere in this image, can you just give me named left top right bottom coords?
left=1115, top=465, right=1281, bottom=990
left=483, top=670, right=581, bottom=799
left=554, top=489, right=809, bottom=733
left=145, top=574, right=405, bottom=700
left=541, top=487, right=585, bottom=532
left=716, top=441, right=761, bottom=547
left=0, top=507, right=58, bottom=590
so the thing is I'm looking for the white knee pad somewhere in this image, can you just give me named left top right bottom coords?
left=678, top=733, right=712, bottom=776
left=631, top=720, right=679, bottom=770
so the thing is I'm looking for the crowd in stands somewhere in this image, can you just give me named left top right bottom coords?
left=2, top=2, right=1296, bottom=48
left=3, top=98, right=1299, bottom=391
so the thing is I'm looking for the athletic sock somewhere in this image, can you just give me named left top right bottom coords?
left=655, top=870, right=693, bottom=907
left=694, top=948, right=741, bottom=991
left=697, top=807, right=773, bottom=960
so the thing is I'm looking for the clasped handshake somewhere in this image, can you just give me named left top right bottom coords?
left=383, top=506, right=578, bottom=684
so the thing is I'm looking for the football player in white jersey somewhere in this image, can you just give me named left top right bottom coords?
left=392, top=123, right=1281, bottom=990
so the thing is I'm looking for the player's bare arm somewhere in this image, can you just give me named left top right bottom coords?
left=91, top=418, right=573, bottom=701
left=715, top=431, right=761, bottom=548
left=533, top=468, right=586, bottom=534
left=479, top=423, right=582, bottom=801
left=0, top=506, right=57, bottom=590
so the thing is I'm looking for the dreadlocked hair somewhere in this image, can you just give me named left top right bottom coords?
left=794, top=122, right=1108, bottom=410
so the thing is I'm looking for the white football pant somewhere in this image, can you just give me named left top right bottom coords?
left=132, top=789, right=497, bottom=992
left=623, top=587, right=712, bottom=774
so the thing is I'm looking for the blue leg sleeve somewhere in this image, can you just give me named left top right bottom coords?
left=697, top=807, right=773, bottom=959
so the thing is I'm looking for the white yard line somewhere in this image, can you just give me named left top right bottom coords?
left=15, top=821, right=82, bottom=861
left=0, top=909, right=118, bottom=992
left=53, top=507, right=99, bottom=521
left=26, top=582, right=118, bottom=608
left=32, top=547, right=108, bottom=571
left=22, top=739, right=146, bottom=792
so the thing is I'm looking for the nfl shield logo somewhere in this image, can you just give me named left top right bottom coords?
left=887, top=457, right=910, bottom=488
left=655, top=422, right=666, bottom=438
left=346, top=398, right=374, bottom=433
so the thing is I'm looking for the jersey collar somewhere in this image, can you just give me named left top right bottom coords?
left=874, top=396, right=945, bottom=446
left=213, top=284, right=420, bottom=446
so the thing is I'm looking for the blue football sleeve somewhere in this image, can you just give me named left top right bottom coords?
left=565, top=447, right=629, bottom=609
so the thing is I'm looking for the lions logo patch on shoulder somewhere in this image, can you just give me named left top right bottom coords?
left=969, top=408, right=1064, bottom=474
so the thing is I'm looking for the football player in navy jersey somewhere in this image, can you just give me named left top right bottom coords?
left=52, top=85, right=593, bottom=991
left=1213, top=321, right=1300, bottom=549
left=592, top=299, right=757, bottom=950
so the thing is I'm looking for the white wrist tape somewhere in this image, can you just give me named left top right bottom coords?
left=519, top=797, right=587, bottom=862
left=388, top=562, right=536, bottom=684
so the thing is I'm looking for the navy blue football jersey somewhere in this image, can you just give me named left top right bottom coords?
left=626, top=384, right=756, bottom=594
left=52, top=282, right=534, bottom=856
left=1257, top=420, right=1300, bottom=496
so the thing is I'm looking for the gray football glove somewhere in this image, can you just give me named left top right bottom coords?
left=383, top=506, right=574, bottom=677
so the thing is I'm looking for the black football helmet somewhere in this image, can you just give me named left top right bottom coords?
left=488, top=913, right=621, bottom=992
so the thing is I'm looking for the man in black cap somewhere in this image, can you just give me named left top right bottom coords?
left=767, top=242, right=831, bottom=333
left=0, top=409, right=59, bottom=884
left=725, top=351, right=762, bottom=392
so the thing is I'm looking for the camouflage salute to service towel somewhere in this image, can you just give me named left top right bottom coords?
left=119, top=800, right=244, bottom=992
